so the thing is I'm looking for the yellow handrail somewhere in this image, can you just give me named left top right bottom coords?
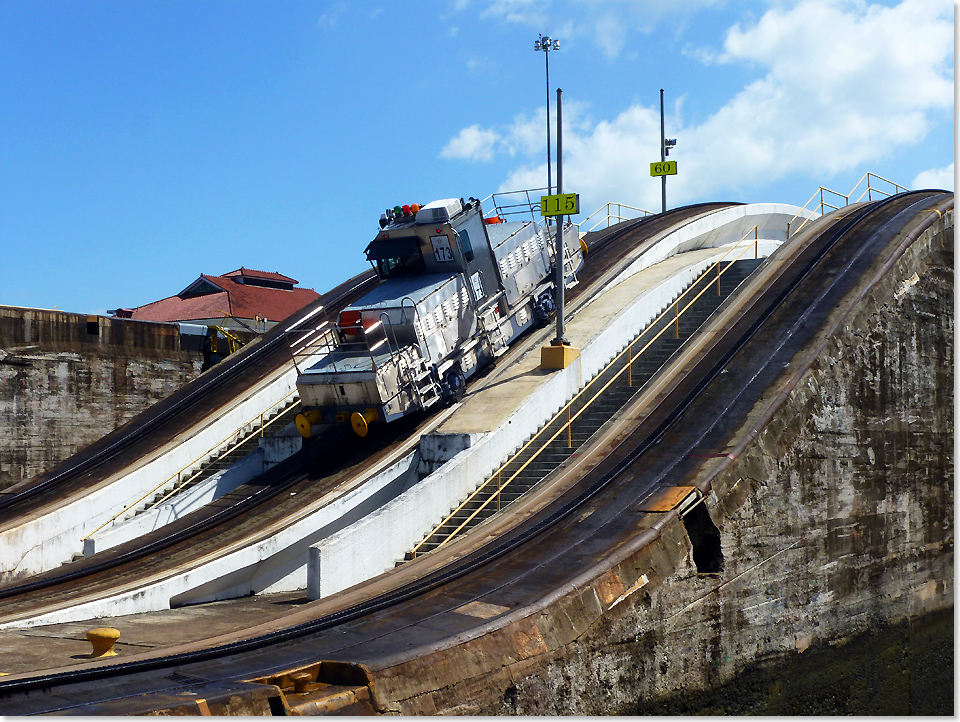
left=409, top=226, right=762, bottom=558
left=787, top=171, right=909, bottom=238
left=82, top=387, right=300, bottom=540
left=580, top=202, right=655, bottom=233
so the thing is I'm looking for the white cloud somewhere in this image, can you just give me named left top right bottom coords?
left=441, top=125, right=502, bottom=162
left=717, top=0, right=954, bottom=115
left=477, top=0, right=726, bottom=59
left=912, top=163, right=954, bottom=190
left=317, top=1, right=349, bottom=29
left=500, top=103, right=663, bottom=208
left=479, top=0, right=550, bottom=26
left=445, top=0, right=955, bottom=213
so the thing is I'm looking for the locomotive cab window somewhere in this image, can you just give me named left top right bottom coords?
left=458, top=230, right=475, bottom=263
left=365, top=236, right=425, bottom=280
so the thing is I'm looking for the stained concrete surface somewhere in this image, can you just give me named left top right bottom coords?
left=0, top=591, right=308, bottom=678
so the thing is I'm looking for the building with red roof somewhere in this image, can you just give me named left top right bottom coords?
left=113, top=268, right=321, bottom=333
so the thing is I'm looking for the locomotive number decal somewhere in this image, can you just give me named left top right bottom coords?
left=431, top=236, right=455, bottom=263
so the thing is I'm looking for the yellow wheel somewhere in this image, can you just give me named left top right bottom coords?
left=295, top=410, right=322, bottom=439
left=350, top=409, right=378, bottom=437
left=350, top=412, right=369, bottom=437
left=579, top=237, right=588, bottom=255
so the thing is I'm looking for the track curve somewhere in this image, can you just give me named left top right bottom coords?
left=0, top=191, right=950, bottom=714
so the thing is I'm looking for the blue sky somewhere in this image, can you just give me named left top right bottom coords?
left=0, top=0, right=953, bottom=316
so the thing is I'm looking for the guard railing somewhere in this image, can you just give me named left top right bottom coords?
left=408, top=224, right=764, bottom=558
left=787, top=172, right=909, bottom=238
left=81, top=387, right=300, bottom=540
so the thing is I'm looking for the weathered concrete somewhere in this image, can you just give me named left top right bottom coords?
left=0, top=307, right=204, bottom=490
left=0, top=362, right=302, bottom=580
left=310, top=245, right=760, bottom=598
left=364, top=209, right=952, bottom=714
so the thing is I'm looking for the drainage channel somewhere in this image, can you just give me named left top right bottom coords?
left=407, top=257, right=764, bottom=559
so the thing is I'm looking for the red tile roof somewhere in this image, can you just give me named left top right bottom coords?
left=125, top=270, right=321, bottom=324
left=221, top=267, right=298, bottom=284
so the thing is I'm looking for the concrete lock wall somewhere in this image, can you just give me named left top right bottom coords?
left=372, top=210, right=953, bottom=715
left=0, top=364, right=301, bottom=580
left=0, top=307, right=204, bottom=491
left=310, top=240, right=783, bottom=599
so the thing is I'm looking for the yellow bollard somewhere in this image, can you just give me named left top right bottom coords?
left=86, top=627, right=121, bottom=658
left=292, top=672, right=313, bottom=694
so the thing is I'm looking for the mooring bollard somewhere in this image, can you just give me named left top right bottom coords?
left=292, top=672, right=313, bottom=694
left=86, top=628, right=121, bottom=658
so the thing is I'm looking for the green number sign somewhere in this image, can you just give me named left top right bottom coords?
left=650, top=161, right=677, bottom=177
left=540, top=193, right=580, bottom=217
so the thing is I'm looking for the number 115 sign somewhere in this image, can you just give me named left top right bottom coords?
left=540, top=193, right=580, bottom=217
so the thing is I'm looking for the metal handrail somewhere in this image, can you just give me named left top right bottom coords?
left=483, top=187, right=548, bottom=224
left=409, top=226, right=762, bottom=558
left=580, top=202, right=655, bottom=233
left=787, top=171, right=909, bottom=238
left=82, top=387, right=300, bottom=540
left=849, top=171, right=908, bottom=203
left=289, top=322, right=335, bottom=375
left=483, top=193, right=655, bottom=238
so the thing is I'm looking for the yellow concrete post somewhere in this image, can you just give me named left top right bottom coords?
left=540, top=343, right=580, bottom=370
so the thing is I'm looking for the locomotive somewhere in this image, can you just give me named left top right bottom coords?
left=292, top=194, right=584, bottom=437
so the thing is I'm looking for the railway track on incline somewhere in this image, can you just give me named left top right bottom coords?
left=0, top=203, right=735, bottom=621
left=0, top=270, right=379, bottom=521
left=6, top=193, right=947, bottom=714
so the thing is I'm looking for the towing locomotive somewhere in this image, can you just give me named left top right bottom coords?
left=292, top=194, right=584, bottom=437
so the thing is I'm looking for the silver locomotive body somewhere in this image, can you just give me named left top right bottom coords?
left=293, top=195, right=582, bottom=436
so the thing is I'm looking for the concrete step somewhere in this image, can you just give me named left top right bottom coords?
left=404, top=259, right=766, bottom=560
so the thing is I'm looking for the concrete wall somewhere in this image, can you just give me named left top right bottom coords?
left=0, top=363, right=301, bottom=580
left=0, top=307, right=204, bottom=490
left=370, top=211, right=953, bottom=714
left=309, top=249, right=742, bottom=598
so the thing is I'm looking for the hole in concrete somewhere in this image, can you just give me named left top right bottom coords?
left=682, top=503, right=724, bottom=574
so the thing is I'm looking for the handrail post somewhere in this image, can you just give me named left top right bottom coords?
left=567, top=406, right=572, bottom=447
left=675, top=300, right=680, bottom=338
left=755, top=226, right=758, bottom=259
left=628, top=345, right=632, bottom=387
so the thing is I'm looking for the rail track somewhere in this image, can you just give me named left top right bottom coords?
left=0, top=270, right=379, bottom=521
left=2, top=191, right=948, bottom=713
left=0, top=203, right=735, bottom=616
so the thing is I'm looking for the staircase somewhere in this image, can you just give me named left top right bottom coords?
left=405, top=258, right=763, bottom=560
left=127, top=394, right=303, bottom=518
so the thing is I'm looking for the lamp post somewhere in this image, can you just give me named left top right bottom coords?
left=535, top=34, right=565, bottom=344
left=534, top=34, right=559, bottom=197
left=659, top=88, right=677, bottom=213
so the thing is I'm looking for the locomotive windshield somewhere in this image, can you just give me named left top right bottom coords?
left=365, top=236, right=426, bottom=279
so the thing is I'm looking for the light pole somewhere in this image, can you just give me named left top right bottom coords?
left=534, top=34, right=559, bottom=197
left=659, top=88, right=677, bottom=213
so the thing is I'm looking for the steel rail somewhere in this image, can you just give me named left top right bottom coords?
left=0, top=206, right=722, bottom=605
left=0, top=191, right=938, bottom=700
left=410, top=224, right=764, bottom=557
left=84, top=387, right=302, bottom=536
left=0, top=271, right=378, bottom=516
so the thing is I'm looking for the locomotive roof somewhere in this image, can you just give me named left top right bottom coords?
left=346, top=272, right=460, bottom=311
left=364, top=235, right=420, bottom=262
